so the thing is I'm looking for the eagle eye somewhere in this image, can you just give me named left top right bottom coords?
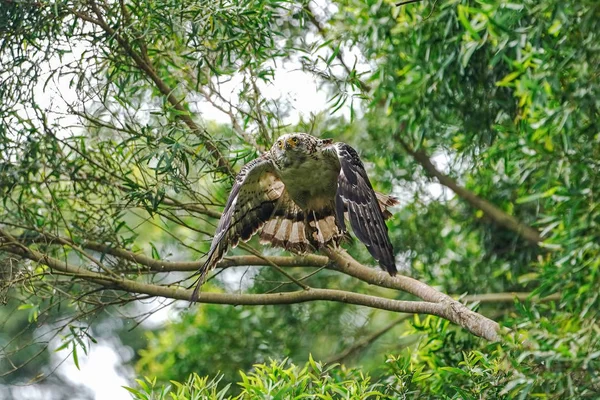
left=277, top=140, right=283, bottom=149
left=291, top=137, right=299, bottom=144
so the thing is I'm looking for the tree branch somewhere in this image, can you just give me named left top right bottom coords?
left=1, top=228, right=500, bottom=340
left=1, top=228, right=560, bottom=341
left=73, top=2, right=234, bottom=176
left=395, top=134, right=542, bottom=245
left=4, top=228, right=558, bottom=342
left=326, top=314, right=412, bottom=364
left=304, top=4, right=371, bottom=93
left=323, top=248, right=501, bottom=341
left=0, top=237, right=449, bottom=318
left=13, top=231, right=558, bottom=304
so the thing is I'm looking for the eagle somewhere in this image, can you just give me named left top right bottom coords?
left=192, top=133, right=398, bottom=300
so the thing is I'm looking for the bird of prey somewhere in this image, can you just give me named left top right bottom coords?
left=191, top=133, right=398, bottom=300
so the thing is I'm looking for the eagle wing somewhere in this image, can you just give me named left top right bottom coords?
left=331, top=142, right=397, bottom=275
left=192, top=155, right=284, bottom=301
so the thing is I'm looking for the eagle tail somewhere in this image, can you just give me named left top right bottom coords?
left=260, top=218, right=312, bottom=253
left=260, top=204, right=344, bottom=252
left=259, top=192, right=397, bottom=254
left=308, top=213, right=341, bottom=246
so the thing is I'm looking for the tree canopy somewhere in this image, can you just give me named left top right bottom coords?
left=1, top=0, right=599, bottom=398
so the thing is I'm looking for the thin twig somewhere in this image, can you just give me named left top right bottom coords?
left=395, top=0, right=424, bottom=7
left=239, top=243, right=310, bottom=290
left=326, top=314, right=412, bottom=364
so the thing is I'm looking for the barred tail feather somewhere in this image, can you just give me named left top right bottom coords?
left=260, top=219, right=311, bottom=253
left=309, top=214, right=340, bottom=245
left=260, top=209, right=344, bottom=252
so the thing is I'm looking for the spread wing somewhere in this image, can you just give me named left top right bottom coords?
left=191, top=155, right=283, bottom=301
left=332, top=143, right=397, bottom=275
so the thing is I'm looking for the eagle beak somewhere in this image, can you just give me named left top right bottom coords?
left=286, top=138, right=296, bottom=149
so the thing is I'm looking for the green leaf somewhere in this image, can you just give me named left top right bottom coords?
left=457, top=5, right=482, bottom=41
left=496, top=71, right=521, bottom=87
left=515, top=187, right=559, bottom=204
left=439, top=366, right=470, bottom=376
left=72, top=345, right=80, bottom=370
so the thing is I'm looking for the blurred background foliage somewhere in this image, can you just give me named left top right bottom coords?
left=1, top=0, right=599, bottom=398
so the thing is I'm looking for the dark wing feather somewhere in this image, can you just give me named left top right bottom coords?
left=191, top=155, right=282, bottom=301
left=333, top=143, right=397, bottom=275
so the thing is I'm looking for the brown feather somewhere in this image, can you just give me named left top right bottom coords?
left=375, top=192, right=400, bottom=219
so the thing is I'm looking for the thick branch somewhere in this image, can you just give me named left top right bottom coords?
left=323, top=248, right=501, bottom=341
left=3, top=227, right=563, bottom=341
left=1, top=229, right=499, bottom=340
left=323, top=248, right=445, bottom=302
left=396, top=136, right=542, bottom=244
left=0, top=239, right=447, bottom=319
left=75, top=241, right=564, bottom=304
left=18, top=232, right=557, bottom=304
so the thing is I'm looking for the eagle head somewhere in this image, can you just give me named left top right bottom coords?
left=270, top=133, right=319, bottom=168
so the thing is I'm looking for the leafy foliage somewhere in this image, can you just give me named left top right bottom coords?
left=130, top=315, right=600, bottom=399
left=128, top=357, right=402, bottom=399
